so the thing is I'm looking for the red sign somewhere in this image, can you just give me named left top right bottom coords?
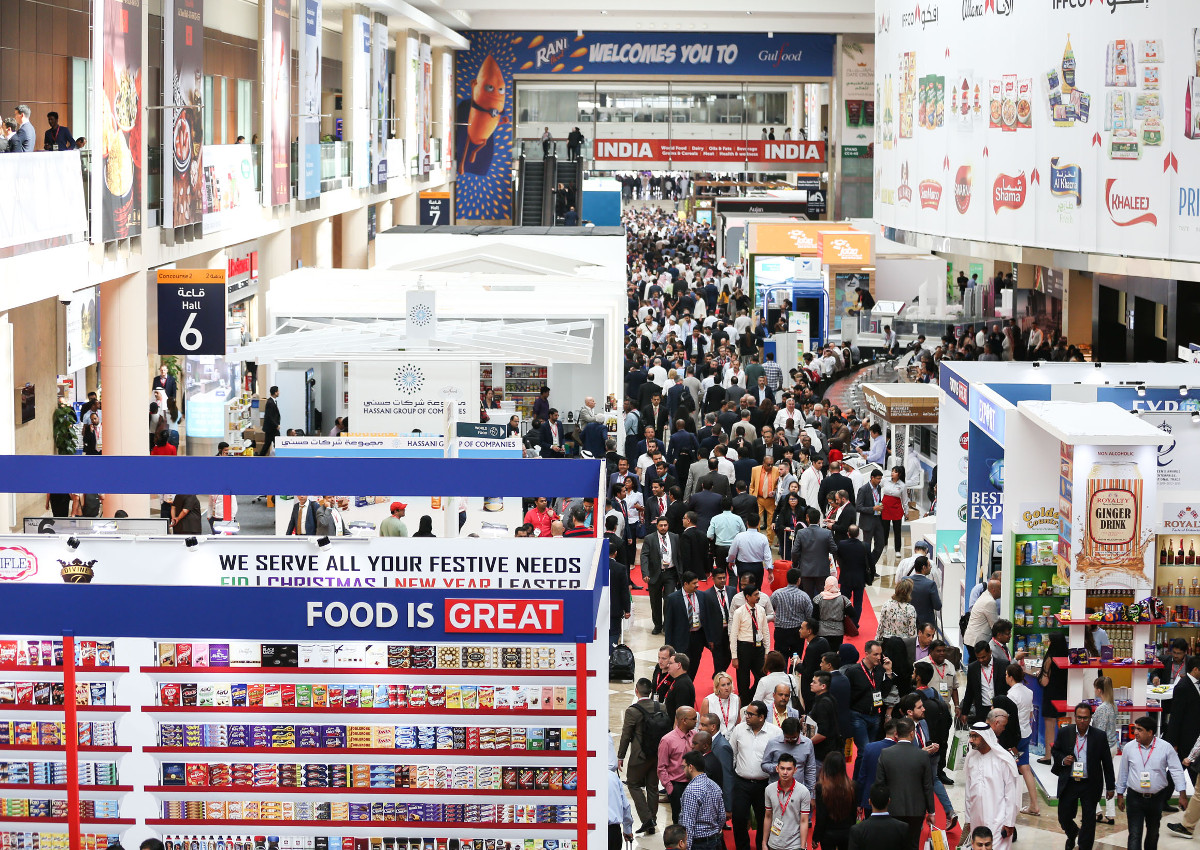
left=992, top=171, right=1027, bottom=213
left=919, top=179, right=942, bottom=209
left=444, top=599, right=564, bottom=634
left=954, top=165, right=973, bottom=214
left=592, top=139, right=826, bottom=164
left=1104, top=178, right=1158, bottom=227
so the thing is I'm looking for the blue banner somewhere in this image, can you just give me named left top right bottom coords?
left=939, top=364, right=970, bottom=410
left=1096, top=387, right=1200, bottom=413
left=969, top=387, right=1007, bottom=445
left=964, top=424, right=1004, bottom=592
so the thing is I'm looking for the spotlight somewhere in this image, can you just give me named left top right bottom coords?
left=1032, top=361, right=1040, bottom=368
left=1131, top=408, right=1143, bottom=416
left=1137, top=385, right=1146, bottom=397
left=1182, top=385, right=1189, bottom=396
left=1094, top=362, right=1102, bottom=368
left=1192, top=411, right=1200, bottom=423
left=316, top=536, right=331, bottom=549
left=185, top=537, right=199, bottom=548
left=66, top=537, right=80, bottom=550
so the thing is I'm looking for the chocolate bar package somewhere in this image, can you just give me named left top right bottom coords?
left=208, top=643, right=231, bottom=666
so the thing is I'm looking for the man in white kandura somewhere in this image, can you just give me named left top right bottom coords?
left=962, top=722, right=1019, bottom=850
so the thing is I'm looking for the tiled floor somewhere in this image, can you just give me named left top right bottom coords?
left=605, top=561, right=1155, bottom=849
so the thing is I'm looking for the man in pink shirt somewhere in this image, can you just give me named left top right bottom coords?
left=522, top=496, right=559, bottom=538
left=659, top=706, right=698, bottom=823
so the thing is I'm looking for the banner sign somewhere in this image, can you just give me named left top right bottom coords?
left=347, top=361, right=475, bottom=436
left=419, top=191, right=450, bottom=225
left=874, top=0, right=1200, bottom=263
left=371, top=22, right=388, bottom=185
left=156, top=268, right=226, bottom=355
left=420, top=42, right=433, bottom=173
left=593, top=139, right=826, bottom=164
left=65, top=286, right=99, bottom=375
left=268, top=0, right=291, bottom=206
left=297, top=0, right=322, bottom=200
left=164, top=0, right=203, bottom=228
left=201, top=144, right=257, bottom=234
left=1066, top=443, right=1156, bottom=590
left=274, top=434, right=521, bottom=458
left=96, top=0, right=143, bottom=242
left=0, top=154, right=87, bottom=252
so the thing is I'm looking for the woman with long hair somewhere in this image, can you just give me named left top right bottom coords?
left=1092, top=675, right=1119, bottom=824
left=813, top=750, right=858, bottom=849
left=880, top=465, right=907, bottom=562
left=1036, top=633, right=1070, bottom=764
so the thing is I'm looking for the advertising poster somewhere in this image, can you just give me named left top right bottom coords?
left=268, top=0, right=291, bottom=206
left=347, top=361, right=474, bottom=435
left=406, top=35, right=420, bottom=176
left=97, top=0, right=143, bottom=242
left=841, top=41, right=875, bottom=157
left=64, top=287, right=99, bottom=375
left=935, top=368, right=971, bottom=559
left=350, top=15, right=370, bottom=188
left=874, top=0, right=1200, bottom=263
left=297, top=0, right=322, bottom=201
left=201, top=144, right=257, bottom=234
left=1095, top=388, right=1200, bottom=488
left=421, top=42, right=433, bottom=173
left=441, top=51, right=453, bottom=170
left=454, top=31, right=836, bottom=221
left=164, top=0, right=203, bottom=228
left=371, top=22, right=388, bottom=185
left=156, top=268, right=227, bottom=356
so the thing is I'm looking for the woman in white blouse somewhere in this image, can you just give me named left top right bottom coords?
left=701, top=672, right=741, bottom=737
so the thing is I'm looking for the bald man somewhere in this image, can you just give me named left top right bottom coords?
left=659, top=706, right=698, bottom=822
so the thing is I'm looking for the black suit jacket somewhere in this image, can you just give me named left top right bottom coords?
left=1051, top=724, right=1115, bottom=797
left=538, top=420, right=566, bottom=457
left=641, top=404, right=670, bottom=436
left=960, top=656, right=1010, bottom=722
left=876, top=741, right=934, bottom=816
left=678, top=526, right=710, bottom=577
left=830, top=504, right=854, bottom=541
left=687, top=490, right=724, bottom=533
left=609, top=557, right=631, bottom=634
left=818, top=473, right=853, bottom=511
left=855, top=482, right=884, bottom=531
left=848, top=815, right=910, bottom=850
left=645, top=493, right=672, bottom=526
left=702, top=585, right=735, bottom=635
left=697, top=471, right=730, bottom=496
left=640, top=530, right=681, bottom=586
left=1167, top=675, right=1200, bottom=752
left=799, top=636, right=831, bottom=708
left=263, top=396, right=281, bottom=434
left=666, top=499, right=687, bottom=536
left=664, top=588, right=719, bottom=652
left=835, top=538, right=869, bottom=588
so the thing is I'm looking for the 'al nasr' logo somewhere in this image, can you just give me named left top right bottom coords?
left=58, top=558, right=97, bottom=584
left=394, top=365, right=426, bottom=396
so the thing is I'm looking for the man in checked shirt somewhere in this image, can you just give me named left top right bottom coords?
left=680, top=750, right=726, bottom=850
left=770, top=567, right=813, bottom=662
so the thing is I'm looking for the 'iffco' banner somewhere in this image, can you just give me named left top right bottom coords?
left=164, top=0, right=203, bottom=228
left=592, top=139, right=827, bottom=165
left=453, top=30, right=835, bottom=221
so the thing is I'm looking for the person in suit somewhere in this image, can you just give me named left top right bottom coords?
left=647, top=459, right=679, bottom=498
left=875, top=716, right=936, bottom=850
left=1166, top=655, right=1200, bottom=761
left=285, top=495, right=319, bottom=535
left=687, top=479, right=724, bottom=535
left=797, top=618, right=830, bottom=710
left=666, top=378, right=690, bottom=423
left=854, top=717, right=898, bottom=809
left=817, top=460, right=853, bottom=514
left=538, top=409, right=567, bottom=458
left=835, top=526, right=870, bottom=626
left=703, top=569, right=736, bottom=674
left=699, top=711, right=735, bottom=815
left=683, top=454, right=711, bottom=498
left=959, top=641, right=1010, bottom=725
left=666, top=486, right=688, bottom=536
left=908, top=557, right=942, bottom=628
left=828, top=491, right=855, bottom=541
left=641, top=516, right=681, bottom=636
left=903, top=622, right=939, bottom=668
left=848, top=782, right=910, bottom=850
left=731, top=480, right=760, bottom=531
left=609, top=554, right=631, bottom=648
left=855, top=469, right=887, bottom=570
left=698, top=461, right=731, bottom=497
left=644, top=480, right=671, bottom=527
left=642, top=393, right=670, bottom=440
left=259, top=385, right=281, bottom=456
left=748, top=458, right=781, bottom=542
left=668, top=418, right=700, bottom=465
left=665, top=572, right=717, bottom=674
left=1051, top=702, right=1115, bottom=850
left=791, top=508, right=838, bottom=599
left=618, top=679, right=662, bottom=835
left=678, top=511, right=711, bottom=579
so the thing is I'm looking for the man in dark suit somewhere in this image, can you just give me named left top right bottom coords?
left=618, top=678, right=661, bottom=834
left=259, top=385, right=281, bottom=455
left=637, top=379, right=663, bottom=412
left=677, top=512, right=711, bottom=579
left=1166, top=655, right=1200, bottom=764
left=835, top=525, right=870, bottom=625
left=959, top=641, right=1009, bottom=725
left=644, top=480, right=671, bottom=527
left=856, top=469, right=887, bottom=570
left=667, top=419, right=700, bottom=465
left=665, top=572, right=717, bottom=675
left=702, top=569, right=735, bottom=674
left=875, top=716, right=935, bottom=850
left=704, top=384, right=727, bottom=415
left=641, top=393, right=670, bottom=440
left=285, top=495, right=319, bottom=535
left=1051, top=702, right=1116, bottom=850
left=817, top=460, right=853, bottom=513
left=646, top=459, right=678, bottom=496
left=697, top=461, right=731, bottom=497
left=848, top=783, right=910, bottom=850
left=641, top=516, right=680, bottom=636
left=791, top=509, right=837, bottom=599
left=909, top=558, right=942, bottom=628
left=796, top=618, right=830, bottom=710
left=687, top=479, right=724, bottom=535
left=609, top=555, right=631, bottom=648
left=828, top=491, right=855, bottom=541
left=538, top=409, right=567, bottom=458
left=666, top=378, right=690, bottom=422
left=665, top=486, right=688, bottom=536
left=731, top=480, right=760, bottom=531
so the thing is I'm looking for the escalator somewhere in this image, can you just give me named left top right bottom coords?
left=556, top=157, right=584, bottom=224
left=516, top=154, right=557, bottom=226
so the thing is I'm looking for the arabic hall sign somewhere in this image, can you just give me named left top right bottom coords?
left=156, top=268, right=228, bottom=356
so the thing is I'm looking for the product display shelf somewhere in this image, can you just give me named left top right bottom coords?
left=144, top=708, right=581, bottom=717
left=0, top=818, right=135, bottom=826
left=1049, top=700, right=1161, bottom=714
left=504, top=365, right=547, bottom=420
left=1057, top=619, right=1168, bottom=626
left=145, top=821, right=575, bottom=831
left=0, top=706, right=131, bottom=713
left=0, top=667, right=129, bottom=675
left=145, top=747, right=586, bottom=759
left=139, top=667, right=584, bottom=678
left=0, top=786, right=132, bottom=792
left=146, top=787, right=591, bottom=797
left=0, top=746, right=130, bottom=754
left=1051, top=657, right=1160, bottom=669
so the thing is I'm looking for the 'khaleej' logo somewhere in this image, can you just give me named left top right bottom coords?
left=394, top=365, right=426, bottom=395
left=408, top=303, right=433, bottom=327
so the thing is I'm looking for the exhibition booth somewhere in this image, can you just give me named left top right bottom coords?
left=935, top=362, right=1200, bottom=775
left=0, top=454, right=608, bottom=850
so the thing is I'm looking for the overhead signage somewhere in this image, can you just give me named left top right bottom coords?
left=818, top=230, right=872, bottom=265
left=1016, top=502, right=1061, bottom=534
left=163, top=0, right=204, bottom=229
left=156, top=269, right=227, bottom=356
left=969, top=387, right=1006, bottom=445
left=750, top=222, right=855, bottom=255
left=592, top=139, right=826, bottom=164
left=939, top=365, right=971, bottom=410
left=457, top=422, right=508, bottom=440
left=860, top=386, right=940, bottom=423
left=419, top=191, right=450, bottom=225
left=715, top=199, right=811, bottom=215
left=95, top=0, right=143, bottom=243
left=64, top=287, right=99, bottom=374
left=268, top=0, right=291, bottom=206
left=296, top=0, right=322, bottom=200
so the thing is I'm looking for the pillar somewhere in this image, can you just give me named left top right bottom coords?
left=98, top=272, right=151, bottom=517
left=338, top=207, right=369, bottom=269
left=255, top=229, right=293, bottom=391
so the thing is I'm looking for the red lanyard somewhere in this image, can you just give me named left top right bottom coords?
left=774, top=705, right=788, bottom=725
left=936, top=662, right=949, bottom=679
left=687, top=594, right=697, bottom=620
left=777, top=781, right=796, bottom=812
left=1138, top=741, right=1157, bottom=772
left=860, top=661, right=876, bottom=689
left=717, top=696, right=733, bottom=729
left=749, top=607, right=759, bottom=637
left=1075, top=735, right=1087, bottom=760
left=982, top=666, right=993, bottom=686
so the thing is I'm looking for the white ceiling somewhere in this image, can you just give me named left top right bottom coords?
left=405, top=0, right=873, bottom=40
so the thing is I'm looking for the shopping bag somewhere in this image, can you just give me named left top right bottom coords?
left=946, top=718, right=970, bottom=772
left=926, top=827, right=950, bottom=850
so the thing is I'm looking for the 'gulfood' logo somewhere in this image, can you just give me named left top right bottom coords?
left=58, top=558, right=96, bottom=584
left=1105, top=178, right=1158, bottom=227
left=954, top=165, right=973, bottom=213
left=0, top=547, right=37, bottom=581
left=992, top=172, right=1028, bottom=212
left=1050, top=157, right=1082, bottom=206
left=394, top=365, right=427, bottom=395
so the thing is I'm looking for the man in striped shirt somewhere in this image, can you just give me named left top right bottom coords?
left=680, top=750, right=726, bottom=850
left=770, top=568, right=813, bottom=662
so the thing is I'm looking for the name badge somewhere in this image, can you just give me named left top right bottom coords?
left=1072, top=761, right=1085, bottom=779
left=770, top=820, right=783, bottom=836
left=938, top=682, right=949, bottom=694
left=1141, top=771, right=1152, bottom=789
left=872, top=691, right=883, bottom=708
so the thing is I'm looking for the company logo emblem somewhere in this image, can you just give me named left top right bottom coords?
left=902, top=3, right=939, bottom=27
left=954, top=165, right=973, bottom=213
left=963, top=0, right=1014, bottom=19
left=0, top=547, right=37, bottom=581
left=58, top=558, right=97, bottom=584
left=1105, top=178, right=1157, bottom=227
left=992, top=171, right=1028, bottom=212
left=898, top=162, right=913, bottom=206
left=407, top=304, right=433, bottom=327
left=948, top=378, right=969, bottom=407
left=919, top=179, right=942, bottom=209
left=878, top=12, right=891, bottom=31
left=393, top=365, right=427, bottom=395
left=533, top=36, right=570, bottom=70
left=1051, top=0, right=1088, bottom=7
left=1049, top=157, right=1082, bottom=206
left=1179, top=187, right=1200, bottom=217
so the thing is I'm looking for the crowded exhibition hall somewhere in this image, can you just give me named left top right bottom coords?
left=3, top=0, right=1200, bottom=848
